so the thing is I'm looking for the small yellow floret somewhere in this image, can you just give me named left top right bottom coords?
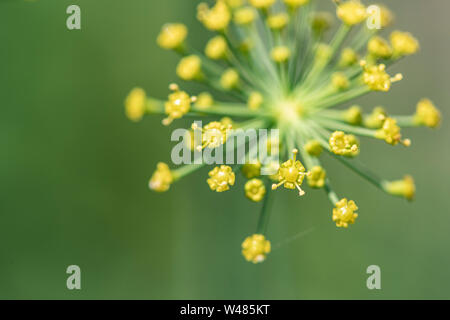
left=197, top=1, right=231, bottom=31
left=331, top=72, right=350, bottom=90
left=249, top=0, right=275, bottom=9
left=125, top=87, right=146, bottom=122
left=149, top=162, right=173, bottom=192
left=333, top=198, right=358, bottom=228
left=344, top=105, right=363, bottom=125
left=364, top=106, right=387, bottom=129
left=390, top=31, right=419, bottom=57
left=272, top=149, right=308, bottom=196
left=248, top=91, right=264, bottom=110
left=163, top=84, right=193, bottom=126
left=414, top=98, right=441, bottom=128
left=329, top=131, right=359, bottom=157
left=225, top=0, right=244, bottom=8
left=375, top=118, right=410, bottom=146
left=195, top=92, right=214, bottom=109
left=379, top=5, right=394, bottom=28
left=311, top=12, right=334, bottom=35
left=207, top=165, right=236, bottom=192
left=307, top=166, right=326, bottom=189
left=157, top=23, right=188, bottom=50
left=284, top=0, right=309, bottom=9
left=304, top=140, right=323, bottom=157
left=220, top=68, right=240, bottom=90
left=368, top=36, right=393, bottom=59
left=241, top=162, right=262, bottom=179
left=267, top=13, right=289, bottom=30
left=242, top=234, right=271, bottom=263
left=385, top=176, right=415, bottom=201
left=339, top=47, right=358, bottom=67
left=192, top=121, right=232, bottom=151
left=315, top=43, right=332, bottom=61
left=205, top=36, right=228, bottom=60
left=271, top=46, right=291, bottom=63
left=245, top=179, right=266, bottom=202
left=176, top=55, right=202, bottom=81
left=337, top=1, right=367, bottom=26
left=361, top=61, right=402, bottom=92
left=234, top=7, right=256, bottom=25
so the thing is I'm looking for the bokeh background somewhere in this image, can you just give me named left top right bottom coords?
left=0, top=0, right=449, bottom=299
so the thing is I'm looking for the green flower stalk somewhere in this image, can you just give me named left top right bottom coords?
left=125, top=0, right=441, bottom=264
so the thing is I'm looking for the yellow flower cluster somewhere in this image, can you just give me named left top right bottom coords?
left=128, top=0, right=441, bottom=264
left=332, top=198, right=358, bottom=228
left=242, top=234, right=271, bottom=263
left=329, top=131, right=359, bottom=157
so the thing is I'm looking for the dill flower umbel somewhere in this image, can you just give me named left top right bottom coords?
left=127, top=0, right=441, bottom=263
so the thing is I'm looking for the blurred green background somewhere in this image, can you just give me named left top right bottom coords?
left=0, top=0, right=449, bottom=299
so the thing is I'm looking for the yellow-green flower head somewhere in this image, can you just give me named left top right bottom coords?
left=220, top=116, right=234, bottom=127
left=248, top=91, right=264, bottom=110
left=304, top=140, right=323, bottom=157
left=241, top=162, right=262, bottom=179
left=192, top=121, right=232, bottom=151
left=220, top=68, right=240, bottom=90
left=332, top=198, right=358, bottom=228
left=205, top=36, right=228, bottom=60
left=245, top=179, right=266, bottom=202
left=344, top=105, right=363, bottom=125
left=272, top=149, right=308, bottom=196
left=368, top=36, right=393, bottom=59
left=414, top=98, right=441, bottom=128
left=176, top=55, right=202, bottom=81
left=316, top=43, right=332, bottom=61
left=239, top=38, right=253, bottom=53
left=329, top=131, right=359, bottom=157
left=337, top=1, right=367, bottom=26
left=197, top=1, right=231, bottom=31
left=157, top=23, right=188, bottom=50
left=234, top=7, right=256, bottom=25
left=364, top=106, right=387, bottom=129
left=385, top=175, right=416, bottom=201
left=195, top=92, right=214, bottom=109
left=149, top=162, right=173, bottom=192
left=331, top=72, right=350, bottom=90
left=207, top=165, right=236, bottom=192
left=266, top=161, right=280, bottom=181
left=307, top=166, right=326, bottom=189
left=163, top=84, right=193, bottom=126
left=271, top=46, right=291, bottom=63
left=390, top=31, right=419, bottom=57
left=375, top=117, right=411, bottom=146
left=267, top=13, right=289, bottom=31
left=225, top=0, right=243, bottom=8
left=125, top=87, right=146, bottom=122
left=249, top=0, right=275, bottom=10
left=242, top=234, right=271, bottom=263
left=339, top=47, right=358, bottom=67
left=284, top=0, right=309, bottom=9
left=378, top=4, right=394, bottom=28
left=311, top=12, right=334, bottom=35
left=361, top=61, right=403, bottom=92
